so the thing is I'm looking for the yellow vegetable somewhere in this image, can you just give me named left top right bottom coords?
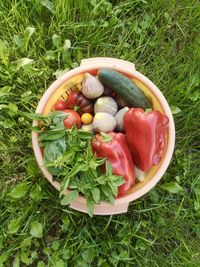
left=81, top=113, right=93, bottom=124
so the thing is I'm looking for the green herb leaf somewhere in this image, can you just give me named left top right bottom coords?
left=96, top=175, right=107, bottom=185
left=43, top=137, right=66, bottom=174
left=39, top=129, right=65, bottom=142
left=105, top=161, right=113, bottom=176
left=105, top=194, right=115, bottom=205
left=87, top=198, right=94, bottom=217
left=52, top=111, right=67, bottom=124
left=91, top=188, right=100, bottom=203
left=76, top=130, right=93, bottom=140
left=60, top=177, right=71, bottom=196
left=102, top=185, right=113, bottom=197
left=65, top=164, right=83, bottom=179
left=112, top=175, right=125, bottom=186
left=60, top=190, right=78, bottom=205
left=108, top=182, right=118, bottom=197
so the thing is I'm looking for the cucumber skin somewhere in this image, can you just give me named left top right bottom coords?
left=98, top=68, right=152, bottom=109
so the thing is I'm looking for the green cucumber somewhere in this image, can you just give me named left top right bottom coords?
left=98, top=68, right=152, bottom=109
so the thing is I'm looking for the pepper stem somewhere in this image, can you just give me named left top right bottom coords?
left=73, top=105, right=80, bottom=112
left=100, top=132, right=113, bottom=142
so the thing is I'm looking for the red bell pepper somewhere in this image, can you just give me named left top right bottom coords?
left=92, top=132, right=135, bottom=196
left=65, top=91, right=94, bottom=114
left=124, top=108, right=169, bottom=172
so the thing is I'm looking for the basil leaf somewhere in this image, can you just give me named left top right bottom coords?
left=96, top=175, right=107, bottom=185
left=105, top=194, right=115, bottom=205
left=76, top=130, right=93, bottom=140
left=108, top=182, right=118, bottom=197
left=105, top=161, right=113, bottom=176
left=102, top=185, right=113, bottom=197
left=60, top=190, right=78, bottom=205
left=52, top=110, right=67, bottom=120
left=66, top=164, right=83, bottom=179
left=89, top=159, right=104, bottom=170
left=43, top=137, right=66, bottom=175
left=56, top=150, right=75, bottom=166
left=87, top=198, right=94, bottom=217
left=39, top=129, right=65, bottom=142
left=86, top=143, right=93, bottom=162
left=112, top=175, right=125, bottom=186
left=91, top=188, right=100, bottom=203
left=60, top=177, right=71, bottom=196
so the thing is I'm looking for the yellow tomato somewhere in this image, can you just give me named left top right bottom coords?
left=81, top=113, right=93, bottom=124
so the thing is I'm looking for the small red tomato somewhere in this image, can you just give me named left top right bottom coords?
left=63, top=109, right=81, bottom=129
left=53, top=100, right=67, bottom=110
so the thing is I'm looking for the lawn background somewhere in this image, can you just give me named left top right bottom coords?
left=0, top=0, right=200, bottom=266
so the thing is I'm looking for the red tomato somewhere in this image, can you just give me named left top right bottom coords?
left=65, top=91, right=94, bottom=114
left=63, top=109, right=81, bottom=129
left=53, top=100, right=67, bottom=110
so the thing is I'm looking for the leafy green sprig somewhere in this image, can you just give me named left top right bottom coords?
left=31, top=111, right=124, bottom=216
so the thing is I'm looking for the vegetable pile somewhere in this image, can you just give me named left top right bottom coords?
left=34, top=68, right=169, bottom=216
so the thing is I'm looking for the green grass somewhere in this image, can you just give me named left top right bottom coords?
left=0, top=0, right=200, bottom=266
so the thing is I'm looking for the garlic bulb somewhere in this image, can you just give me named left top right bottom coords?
left=94, top=96, right=118, bottom=116
left=93, top=112, right=116, bottom=133
left=82, top=73, right=104, bottom=99
left=115, top=107, right=129, bottom=131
